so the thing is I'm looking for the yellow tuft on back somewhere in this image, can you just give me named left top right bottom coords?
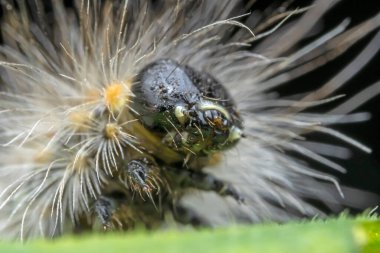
left=104, top=82, right=130, bottom=113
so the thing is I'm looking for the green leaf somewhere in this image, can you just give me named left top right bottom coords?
left=0, top=217, right=379, bottom=253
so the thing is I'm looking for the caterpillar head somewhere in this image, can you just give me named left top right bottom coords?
left=131, top=59, right=244, bottom=156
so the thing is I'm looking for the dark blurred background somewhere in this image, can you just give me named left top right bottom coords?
left=277, top=0, right=380, bottom=203
left=245, top=0, right=380, bottom=211
left=319, top=1, right=380, bottom=208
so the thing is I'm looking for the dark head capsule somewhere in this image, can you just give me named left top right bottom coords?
left=131, top=59, right=243, bottom=155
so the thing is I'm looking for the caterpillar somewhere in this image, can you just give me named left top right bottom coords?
left=0, top=0, right=379, bottom=241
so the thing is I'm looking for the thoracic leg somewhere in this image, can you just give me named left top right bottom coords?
left=94, top=196, right=118, bottom=230
left=93, top=158, right=162, bottom=229
left=165, top=166, right=245, bottom=203
left=93, top=160, right=244, bottom=229
left=126, top=158, right=161, bottom=193
left=171, top=203, right=209, bottom=226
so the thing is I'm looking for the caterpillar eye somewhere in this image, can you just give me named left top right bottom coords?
left=131, top=59, right=243, bottom=155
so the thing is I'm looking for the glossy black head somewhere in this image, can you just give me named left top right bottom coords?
left=131, top=59, right=243, bottom=155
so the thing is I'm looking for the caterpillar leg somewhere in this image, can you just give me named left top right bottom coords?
left=93, top=158, right=160, bottom=229
left=126, top=158, right=162, bottom=194
left=126, top=158, right=155, bottom=191
left=171, top=203, right=209, bottom=226
left=166, top=167, right=245, bottom=203
left=73, top=196, right=120, bottom=233
left=94, top=196, right=118, bottom=230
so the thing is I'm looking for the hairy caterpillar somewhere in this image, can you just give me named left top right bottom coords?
left=0, top=0, right=379, bottom=240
